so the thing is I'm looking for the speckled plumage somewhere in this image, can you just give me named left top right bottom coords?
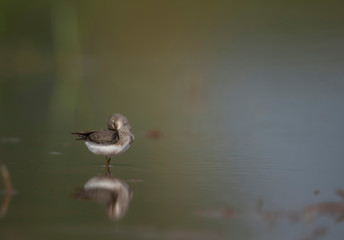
left=73, top=129, right=119, bottom=144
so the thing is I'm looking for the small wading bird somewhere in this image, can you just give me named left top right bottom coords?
left=72, top=113, right=134, bottom=165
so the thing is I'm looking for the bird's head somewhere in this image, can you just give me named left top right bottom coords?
left=107, top=113, right=130, bottom=131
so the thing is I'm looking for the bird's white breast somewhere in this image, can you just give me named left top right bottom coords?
left=85, top=141, right=129, bottom=157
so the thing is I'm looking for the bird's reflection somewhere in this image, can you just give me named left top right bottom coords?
left=74, top=167, right=132, bottom=221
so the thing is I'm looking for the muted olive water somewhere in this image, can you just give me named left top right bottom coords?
left=1, top=1, right=344, bottom=240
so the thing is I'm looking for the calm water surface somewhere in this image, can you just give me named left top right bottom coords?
left=1, top=1, right=344, bottom=240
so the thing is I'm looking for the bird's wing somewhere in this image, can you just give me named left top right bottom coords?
left=88, top=130, right=119, bottom=144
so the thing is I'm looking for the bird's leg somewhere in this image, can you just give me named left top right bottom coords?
left=105, top=164, right=111, bottom=175
left=105, top=157, right=111, bottom=165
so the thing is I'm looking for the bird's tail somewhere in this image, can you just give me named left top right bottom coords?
left=71, top=131, right=94, bottom=140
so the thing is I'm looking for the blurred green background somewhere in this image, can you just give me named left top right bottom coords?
left=1, top=1, right=344, bottom=239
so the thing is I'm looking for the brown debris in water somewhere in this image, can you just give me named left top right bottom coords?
left=145, top=130, right=163, bottom=140
left=1, top=165, right=13, bottom=194
left=304, top=201, right=344, bottom=223
left=335, top=189, right=344, bottom=200
left=1, top=164, right=15, bottom=218
left=300, top=226, right=328, bottom=240
left=196, top=189, right=344, bottom=239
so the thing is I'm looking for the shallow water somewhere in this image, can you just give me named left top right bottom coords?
left=1, top=1, right=344, bottom=240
